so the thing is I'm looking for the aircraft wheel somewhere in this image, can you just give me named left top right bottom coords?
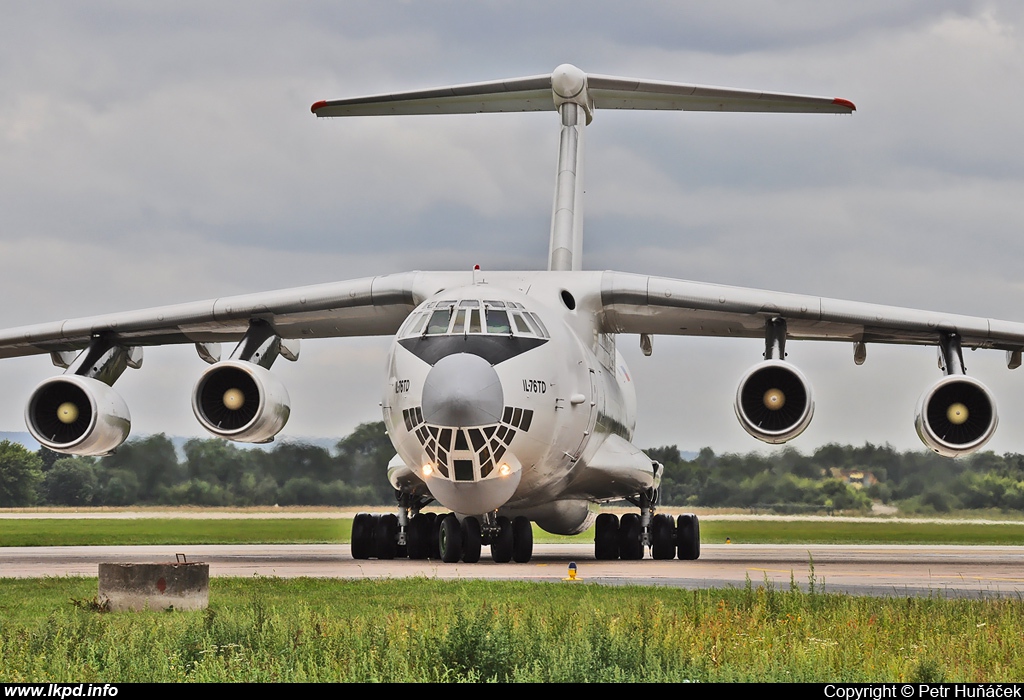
left=422, top=513, right=440, bottom=559
left=374, top=513, right=398, bottom=560
left=351, top=512, right=376, bottom=560
left=594, top=513, right=619, bottom=560
left=407, top=515, right=431, bottom=560
left=461, top=517, right=482, bottom=563
left=677, top=513, right=701, bottom=561
left=439, top=515, right=463, bottom=563
left=511, top=516, right=533, bottom=563
left=491, top=516, right=513, bottom=563
left=651, top=513, right=676, bottom=560
left=618, top=513, right=643, bottom=560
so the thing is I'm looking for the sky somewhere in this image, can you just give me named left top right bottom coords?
left=2, top=1, right=1024, bottom=455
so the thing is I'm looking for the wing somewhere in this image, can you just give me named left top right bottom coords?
left=600, top=270, right=1024, bottom=352
left=600, top=270, right=1023, bottom=457
left=0, top=272, right=429, bottom=360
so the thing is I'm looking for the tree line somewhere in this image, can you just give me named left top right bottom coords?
left=1, top=423, right=1024, bottom=513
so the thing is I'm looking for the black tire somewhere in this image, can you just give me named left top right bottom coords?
left=423, top=513, right=441, bottom=559
left=491, top=516, right=513, bottom=563
left=651, top=513, right=676, bottom=560
left=511, top=516, right=533, bottom=563
left=407, top=515, right=431, bottom=560
left=374, top=513, right=398, bottom=560
left=677, top=513, right=701, bottom=561
left=594, top=512, right=619, bottom=560
left=461, top=517, right=482, bottom=563
left=618, top=513, right=643, bottom=560
left=439, top=515, right=463, bottom=563
left=351, top=512, right=376, bottom=560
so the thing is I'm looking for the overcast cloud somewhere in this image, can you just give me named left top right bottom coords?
left=2, top=2, right=1024, bottom=455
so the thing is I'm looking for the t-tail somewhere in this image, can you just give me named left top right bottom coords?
left=312, top=64, right=855, bottom=272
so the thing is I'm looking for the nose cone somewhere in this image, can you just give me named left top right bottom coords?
left=422, top=353, right=503, bottom=427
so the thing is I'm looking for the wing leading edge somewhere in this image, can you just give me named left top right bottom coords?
left=600, top=271, right=1024, bottom=353
left=0, top=272, right=434, bottom=359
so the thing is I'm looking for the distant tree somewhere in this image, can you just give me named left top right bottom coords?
left=100, top=434, right=183, bottom=501
left=335, top=421, right=394, bottom=503
left=36, top=447, right=62, bottom=472
left=183, top=438, right=254, bottom=489
left=42, top=457, right=98, bottom=506
left=0, top=440, right=43, bottom=507
left=261, top=443, right=336, bottom=485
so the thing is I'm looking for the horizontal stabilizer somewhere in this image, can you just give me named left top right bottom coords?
left=312, top=64, right=855, bottom=118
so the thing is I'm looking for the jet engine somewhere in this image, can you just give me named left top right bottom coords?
left=26, top=375, right=131, bottom=456
left=734, top=360, right=814, bottom=444
left=192, top=360, right=291, bottom=443
left=915, top=375, right=997, bottom=457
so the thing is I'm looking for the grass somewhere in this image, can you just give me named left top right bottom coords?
left=1, top=576, right=1022, bottom=682
left=4, top=515, right=1024, bottom=547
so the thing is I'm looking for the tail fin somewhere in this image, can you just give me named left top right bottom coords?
left=312, top=64, right=855, bottom=271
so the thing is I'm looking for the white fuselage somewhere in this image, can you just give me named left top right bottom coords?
left=381, top=277, right=638, bottom=530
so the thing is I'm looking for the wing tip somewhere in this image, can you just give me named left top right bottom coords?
left=832, top=97, right=856, bottom=112
left=311, top=100, right=328, bottom=115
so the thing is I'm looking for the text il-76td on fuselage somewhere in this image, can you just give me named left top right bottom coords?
left=4, top=64, right=1022, bottom=565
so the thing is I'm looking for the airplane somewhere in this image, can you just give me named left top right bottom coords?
left=3, top=63, right=1022, bottom=565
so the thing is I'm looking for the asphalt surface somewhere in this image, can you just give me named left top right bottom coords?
left=3, top=543, right=1023, bottom=598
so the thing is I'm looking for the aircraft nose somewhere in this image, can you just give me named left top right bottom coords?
left=421, top=353, right=503, bottom=427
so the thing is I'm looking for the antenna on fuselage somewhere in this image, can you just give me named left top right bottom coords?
left=311, top=65, right=855, bottom=273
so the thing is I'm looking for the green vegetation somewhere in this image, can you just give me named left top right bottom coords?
left=5, top=516, right=1024, bottom=547
left=0, top=519, right=350, bottom=547
left=1, top=576, right=1022, bottom=682
left=656, top=443, right=1024, bottom=514
left=4, top=425, right=1024, bottom=515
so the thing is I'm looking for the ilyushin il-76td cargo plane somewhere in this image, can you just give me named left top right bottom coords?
left=4, top=64, right=1022, bottom=564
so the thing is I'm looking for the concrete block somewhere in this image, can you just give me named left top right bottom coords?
left=98, top=562, right=209, bottom=611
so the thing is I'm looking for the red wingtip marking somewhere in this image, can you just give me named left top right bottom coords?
left=832, top=97, right=856, bottom=111
left=311, top=100, right=327, bottom=114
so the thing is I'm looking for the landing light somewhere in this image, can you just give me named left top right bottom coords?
left=498, top=463, right=511, bottom=477
left=422, top=463, right=434, bottom=477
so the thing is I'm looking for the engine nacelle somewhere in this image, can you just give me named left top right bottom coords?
left=192, top=360, right=290, bottom=443
left=735, top=360, right=814, bottom=444
left=26, top=375, right=131, bottom=456
left=915, top=375, right=997, bottom=457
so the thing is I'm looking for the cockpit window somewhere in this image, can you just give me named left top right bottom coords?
left=401, top=299, right=549, bottom=339
left=405, top=312, right=428, bottom=336
left=451, top=308, right=467, bottom=333
left=511, top=312, right=532, bottom=334
left=485, top=309, right=511, bottom=334
left=426, top=308, right=453, bottom=335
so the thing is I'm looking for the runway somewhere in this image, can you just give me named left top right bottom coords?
left=3, top=543, right=1023, bottom=598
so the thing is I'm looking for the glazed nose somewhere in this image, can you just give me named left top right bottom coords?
left=421, top=353, right=503, bottom=426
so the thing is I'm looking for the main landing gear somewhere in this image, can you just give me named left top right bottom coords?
left=594, top=489, right=700, bottom=561
left=350, top=504, right=534, bottom=563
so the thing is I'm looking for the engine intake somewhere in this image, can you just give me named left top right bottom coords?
left=192, top=360, right=290, bottom=443
left=915, top=375, right=997, bottom=457
left=26, top=375, right=131, bottom=456
left=735, top=360, right=814, bottom=444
